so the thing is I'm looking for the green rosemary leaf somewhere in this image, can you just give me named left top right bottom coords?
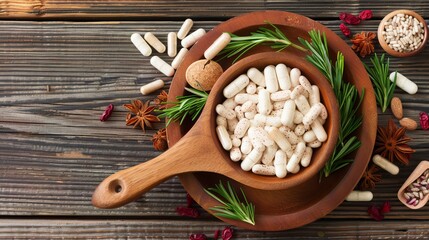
left=299, top=30, right=364, bottom=177
left=204, top=181, right=255, bottom=225
left=364, top=53, right=396, bottom=112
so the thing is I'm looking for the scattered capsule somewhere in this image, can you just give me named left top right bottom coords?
left=140, top=79, right=164, bottom=95
left=167, top=32, right=177, bottom=57
left=181, top=28, right=206, bottom=48
left=150, top=56, right=175, bottom=77
left=177, top=18, right=193, bottom=40
left=346, top=191, right=373, bottom=201
left=390, top=71, right=418, bottom=94
left=130, top=33, right=152, bottom=56
left=204, top=32, right=231, bottom=60
left=372, top=154, right=399, bottom=175
left=144, top=32, right=166, bottom=53
left=171, top=48, right=188, bottom=69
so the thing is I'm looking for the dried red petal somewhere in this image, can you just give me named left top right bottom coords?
left=420, top=112, right=429, bottom=130
left=100, top=104, right=114, bottom=121
left=186, top=193, right=194, bottom=208
left=339, top=12, right=361, bottom=25
left=359, top=10, right=373, bottom=20
left=221, top=226, right=234, bottom=240
left=189, top=233, right=207, bottom=240
left=340, top=23, right=351, bottom=37
left=214, top=230, right=220, bottom=240
left=176, top=206, right=200, bottom=218
left=381, top=201, right=391, bottom=214
left=368, top=205, right=384, bottom=221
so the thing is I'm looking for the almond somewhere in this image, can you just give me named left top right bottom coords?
left=391, top=97, right=403, bottom=120
left=400, top=117, right=418, bottom=130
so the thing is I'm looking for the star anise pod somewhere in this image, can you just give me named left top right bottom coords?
left=359, top=163, right=382, bottom=190
left=124, top=99, right=160, bottom=132
left=374, top=119, right=415, bottom=165
left=351, top=31, right=376, bottom=58
left=153, top=90, right=168, bottom=110
left=152, top=128, right=168, bottom=151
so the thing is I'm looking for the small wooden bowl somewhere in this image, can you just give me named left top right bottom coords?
left=378, top=10, right=428, bottom=57
left=398, top=160, right=429, bottom=209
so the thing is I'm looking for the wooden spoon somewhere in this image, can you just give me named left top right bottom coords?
left=92, top=52, right=339, bottom=209
left=398, top=160, right=429, bottom=209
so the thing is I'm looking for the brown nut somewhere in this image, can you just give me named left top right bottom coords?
left=400, top=117, right=418, bottom=130
left=185, top=59, right=223, bottom=91
left=391, top=97, right=403, bottom=119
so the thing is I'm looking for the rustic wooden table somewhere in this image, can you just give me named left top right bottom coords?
left=1, top=1, right=429, bottom=239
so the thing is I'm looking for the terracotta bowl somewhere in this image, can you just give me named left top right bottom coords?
left=378, top=9, right=428, bottom=57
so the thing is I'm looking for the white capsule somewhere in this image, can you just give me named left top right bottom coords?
left=144, top=32, right=166, bottom=53
left=216, top=125, right=232, bottom=151
left=216, top=116, right=227, bottom=128
left=171, top=48, right=188, bottom=69
left=298, top=75, right=312, bottom=93
left=223, top=74, right=250, bottom=98
left=244, top=109, right=256, bottom=120
left=311, top=119, right=327, bottom=142
left=227, top=118, right=238, bottom=132
left=345, top=191, right=373, bottom=201
left=300, top=147, right=313, bottom=167
left=204, top=32, right=231, bottom=60
left=181, top=28, right=206, bottom=48
left=241, top=148, right=264, bottom=171
left=252, top=164, right=276, bottom=176
left=290, top=85, right=305, bottom=100
left=274, top=150, right=288, bottom=178
left=293, top=111, right=303, bottom=124
left=390, top=71, right=418, bottom=94
left=130, top=33, right=152, bottom=56
left=265, top=116, right=282, bottom=128
left=177, top=19, right=193, bottom=40
left=267, top=127, right=292, bottom=152
left=140, top=79, right=164, bottom=95
left=308, top=140, right=322, bottom=148
left=234, top=106, right=245, bottom=120
left=241, top=101, right=254, bottom=112
left=222, top=98, right=238, bottom=110
left=372, top=154, right=399, bottom=175
left=247, top=68, right=266, bottom=87
left=167, top=32, right=177, bottom=57
left=290, top=164, right=300, bottom=174
left=216, top=104, right=236, bottom=120
left=231, top=136, right=241, bottom=147
left=150, top=56, right=175, bottom=77
left=261, top=144, right=278, bottom=166
left=230, top=147, right=242, bottom=162
left=275, top=64, right=292, bottom=90
left=290, top=68, right=301, bottom=87
left=294, top=95, right=311, bottom=115
left=264, top=65, right=279, bottom=93
left=283, top=128, right=300, bottom=145
left=280, top=100, right=296, bottom=128
left=273, top=101, right=286, bottom=110
left=271, top=90, right=291, bottom=101
left=303, top=130, right=317, bottom=143
left=247, top=127, right=265, bottom=149
left=253, top=127, right=274, bottom=147
left=257, top=89, right=272, bottom=115
left=234, top=118, right=251, bottom=138
left=240, top=136, right=253, bottom=155
left=309, top=85, right=320, bottom=106
left=294, top=124, right=307, bottom=136
left=319, top=103, right=328, bottom=120
left=286, top=142, right=306, bottom=172
left=302, top=104, right=322, bottom=126
left=234, top=93, right=258, bottom=104
left=246, top=82, right=257, bottom=94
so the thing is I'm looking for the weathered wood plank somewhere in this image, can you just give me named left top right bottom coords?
left=1, top=20, right=429, bottom=221
left=0, top=219, right=429, bottom=239
left=1, top=0, right=429, bottom=20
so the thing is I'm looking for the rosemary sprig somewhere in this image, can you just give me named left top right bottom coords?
left=299, top=30, right=365, bottom=177
left=204, top=181, right=255, bottom=225
left=157, top=87, right=208, bottom=126
left=364, top=53, right=397, bottom=112
left=219, top=21, right=306, bottom=63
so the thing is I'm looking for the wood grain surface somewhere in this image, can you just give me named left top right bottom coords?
left=1, top=11, right=429, bottom=238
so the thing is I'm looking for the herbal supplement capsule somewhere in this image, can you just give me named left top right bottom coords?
left=227, top=118, right=238, bottom=132
left=246, top=82, right=257, bottom=94
left=345, top=191, right=373, bottom=201
left=204, top=32, right=231, bottom=60
left=231, top=136, right=241, bottom=147
left=300, top=147, right=313, bottom=167
left=309, top=85, right=320, bottom=106
left=223, top=98, right=238, bottom=110
left=177, top=18, right=193, bottom=40
left=280, top=100, right=296, bottom=128
left=294, top=95, right=311, bottom=115
left=234, top=93, right=258, bottom=104
left=181, top=28, right=206, bottom=48
left=230, top=147, right=242, bottom=162
left=171, top=48, right=188, bottom=69
left=223, top=74, right=249, bottom=98
left=299, top=75, right=312, bottom=93
left=253, top=127, right=274, bottom=147
left=308, top=139, right=322, bottom=148
left=303, top=130, right=317, bottom=143
left=302, top=103, right=322, bottom=126
left=267, top=127, right=291, bottom=152
left=265, top=116, right=282, bottom=128
left=390, top=71, right=418, bottom=94
left=140, top=79, right=164, bottom=95
left=290, top=85, right=305, bottom=100
left=216, top=104, right=236, bottom=120
left=150, top=56, right=175, bottom=77
left=257, top=89, right=272, bottom=115
left=311, top=119, right=327, bottom=142
left=167, top=32, right=177, bottom=57
left=271, top=90, right=291, bottom=102
left=276, top=64, right=291, bottom=90
left=240, top=136, right=252, bottom=155
left=241, top=100, right=254, bottom=112
left=144, top=32, right=166, bottom=53
left=264, top=65, right=279, bottom=93
left=216, top=125, right=232, bottom=151
left=261, top=145, right=278, bottom=166
left=247, top=67, right=266, bottom=87
left=274, top=150, right=287, bottom=178
left=252, top=164, right=276, bottom=176
left=234, top=118, right=251, bottom=138
left=290, top=164, right=300, bottom=174
left=216, top=116, right=227, bottom=128
left=372, top=154, right=399, bottom=175
left=293, top=111, right=303, bottom=124
left=290, top=68, right=301, bottom=87
left=130, top=33, right=152, bottom=56
left=241, top=148, right=264, bottom=171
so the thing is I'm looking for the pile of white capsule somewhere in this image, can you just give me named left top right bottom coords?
left=215, top=64, right=328, bottom=178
